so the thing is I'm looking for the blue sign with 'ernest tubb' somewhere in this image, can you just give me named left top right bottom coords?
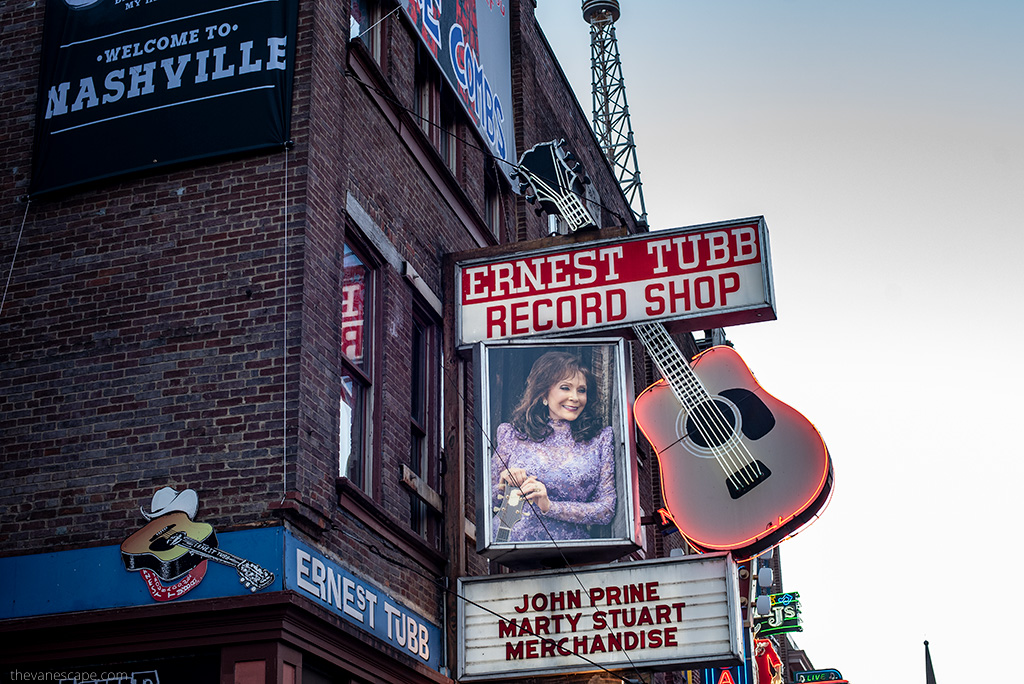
left=1, top=527, right=442, bottom=674
left=285, top=535, right=442, bottom=671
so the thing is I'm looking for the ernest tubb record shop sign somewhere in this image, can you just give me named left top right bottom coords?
left=454, top=217, right=776, bottom=347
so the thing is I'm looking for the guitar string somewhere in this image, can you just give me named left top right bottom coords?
left=637, top=325, right=750, bottom=489
left=653, top=327, right=763, bottom=485
left=634, top=323, right=740, bottom=477
left=666, top=347, right=760, bottom=485
left=520, top=170, right=592, bottom=232
left=635, top=324, right=760, bottom=488
left=644, top=322, right=760, bottom=483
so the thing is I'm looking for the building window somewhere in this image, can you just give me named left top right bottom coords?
left=439, top=91, right=459, bottom=176
left=484, top=167, right=503, bottom=237
left=351, top=0, right=385, bottom=64
left=341, top=242, right=374, bottom=490
left=416, top=46, right=460, bottom=177
left=415, top=47, right=440, bottom=144
left=408, top=307, right=440, bottom=545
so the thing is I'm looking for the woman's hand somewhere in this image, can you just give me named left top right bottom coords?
left=498, top=469, right=550, bottom=513
left=520, top=476, right=550, bottom=514
left=498, top=467, right=529, bottom=490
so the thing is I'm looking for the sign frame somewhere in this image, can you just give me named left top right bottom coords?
left=456, top=553, right=744, bottom=681
left=473, top=337, right=641, bottom=567
left=453, top=217, right=776, bottom=349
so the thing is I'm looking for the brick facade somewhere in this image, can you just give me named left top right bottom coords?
left=0, top=1, right=698, bottom=682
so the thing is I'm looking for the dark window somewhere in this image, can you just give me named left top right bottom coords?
left=351, top=0, right=385, bottom=65
left=485, top=167, right=503, bottom=238
left=408, top=306, right=440, bottom=546
left=416, top=45, right=461, bottom=177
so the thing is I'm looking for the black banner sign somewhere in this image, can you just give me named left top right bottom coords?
left=31, top=0, right=298, bottom=196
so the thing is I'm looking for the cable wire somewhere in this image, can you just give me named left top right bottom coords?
left=1, top=199, right=31, bottom=317
left=342, top=67, right=636, bottom=229
left=438, top=356, right=649, bottom=683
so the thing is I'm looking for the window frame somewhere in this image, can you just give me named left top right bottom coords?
left=350, top=0, right=388, bottom=68
left=340, top=235, right=381, bottom=497
left=407, top=300, right=442, bottom=547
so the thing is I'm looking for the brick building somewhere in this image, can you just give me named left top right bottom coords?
left=0, top=0, right=701, bottom=682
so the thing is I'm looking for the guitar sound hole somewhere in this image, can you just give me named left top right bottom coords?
left=685, top=399, right=737, bottom=448
left=148, top=524, right=177, bottom=552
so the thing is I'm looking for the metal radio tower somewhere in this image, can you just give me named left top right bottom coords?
left=583, top=0, right=648, bottom=228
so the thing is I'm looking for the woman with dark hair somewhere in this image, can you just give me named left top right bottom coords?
left=491, top=351, right=616, bottom=542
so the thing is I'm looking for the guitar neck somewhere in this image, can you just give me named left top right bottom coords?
left=169, top=532, right=243, bottom=568
left=553, top=192, right=592, bottom=231
left=632, top=322, right=711, bottom=410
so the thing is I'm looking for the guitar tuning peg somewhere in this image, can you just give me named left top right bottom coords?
left=582, top=175, right=592, bottom=185
left=563, top=152, right=577, bottom=164
left=534, top=207, right=544, bottom=216
left=525, top=194, right=536, bottom=204
left=522, top=511, right=530, bottom=517
left=493, top=506, right=500, bottom=512
left=510, top=170, right=519, bottom=180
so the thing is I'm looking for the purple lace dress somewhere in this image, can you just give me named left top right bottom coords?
left=491, top=420, right=616, bottom=541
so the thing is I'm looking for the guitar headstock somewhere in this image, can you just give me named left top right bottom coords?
left=237, top=561, right=275, bottom=592
left=495, top=486, right=526, bottom=529
left=513, top=140, right=598, bottom=232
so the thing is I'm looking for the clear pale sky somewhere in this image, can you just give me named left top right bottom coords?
left=535, top=1, right=1024, bottom=681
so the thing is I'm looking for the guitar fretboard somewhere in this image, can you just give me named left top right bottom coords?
left=169, top=532, right=243, bottom=568
left=527, top=173, right=593, bottom=231
left=632, top=323, right=712, bottom=411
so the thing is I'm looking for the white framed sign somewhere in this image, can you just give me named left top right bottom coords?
left=457, top=553, right=744, bottom=680
left=455, top=217, right=776, bottom=347
left=474, top=338, right=640, bottom=567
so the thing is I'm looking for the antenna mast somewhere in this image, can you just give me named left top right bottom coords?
left=582, top=0, right=648, bottom=228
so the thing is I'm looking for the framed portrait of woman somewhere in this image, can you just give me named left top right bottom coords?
left=474, top=338, right=641, bottom=567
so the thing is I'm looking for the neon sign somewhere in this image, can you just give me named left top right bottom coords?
left=793, top=670, right=844, bottom=683
left=753, top=591, right=802, bottom=636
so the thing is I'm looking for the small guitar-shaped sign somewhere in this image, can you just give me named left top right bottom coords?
left=513, top=140, right=598, bottom=232
left=121, top=511, right=275, bottom=592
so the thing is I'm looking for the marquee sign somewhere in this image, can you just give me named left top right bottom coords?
left=455, top=217, right=775, bottom=347
left=31, top=0, right=298, bottom=196
left=457, top=553, right=743, bottom=680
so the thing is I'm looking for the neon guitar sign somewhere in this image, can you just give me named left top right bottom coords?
left=633, top=324, right=833, bottom=559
